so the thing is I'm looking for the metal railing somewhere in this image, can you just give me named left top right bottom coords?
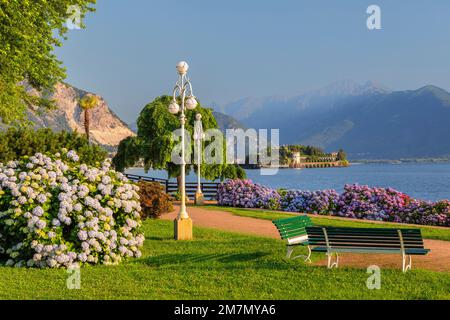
left=125, top=173, right=220, bottom=200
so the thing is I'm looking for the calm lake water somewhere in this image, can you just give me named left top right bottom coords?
left=126, top=162, right=450, bottom=202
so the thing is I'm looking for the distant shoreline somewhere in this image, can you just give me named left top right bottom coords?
left=127, top=158, right=450, bottom=172
left=352, top=158, right=450, bottom=164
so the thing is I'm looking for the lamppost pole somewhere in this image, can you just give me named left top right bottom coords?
left=168, top=61, right=198, bottom=240
left=179, top=73, right=187, bottom=219
left=194, top=113, right=205, bottom=205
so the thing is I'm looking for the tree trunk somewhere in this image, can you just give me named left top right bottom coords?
left=176, top=175, right=190, bottom=201
left=84, top=108, right=90, bottom=143
left=177, top=175, right=182, bottom=191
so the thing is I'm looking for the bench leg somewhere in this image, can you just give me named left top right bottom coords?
left=286, top=246, right=294, bottom=259
left=402, top=254, right=412, bottom=272
left=286, top=245, right=312, bottom=263
left=303, top=246, right=312, bottom=263
left=327, top=252, right=339, bottom=269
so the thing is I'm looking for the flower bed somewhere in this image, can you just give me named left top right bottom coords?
left=335, top=184, right=410, bottom=221
left=217, top=179, right=281, bottom=210
left=218, top=179, right=450, bottom=227
left=0, top=150, right=144, bottom=268
left=281, top=189, right=340, bottom=215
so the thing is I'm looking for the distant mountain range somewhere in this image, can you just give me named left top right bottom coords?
left=3, top=83, right=135, bottom=148
left=20, top=80, right=449, bottom=160
left=212, top=111, right=246, bottom=132
left=215, top=80, right=450, bottom=160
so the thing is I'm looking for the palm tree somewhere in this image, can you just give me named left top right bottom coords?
left=79, top=94, right=99, bottom=143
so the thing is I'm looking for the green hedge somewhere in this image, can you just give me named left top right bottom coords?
left=0, top=127, right=108, bottom=166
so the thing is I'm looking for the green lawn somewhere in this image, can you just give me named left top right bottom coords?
left=200, top=205, right=450, bottom=241
left=1, top=219, right=449, bottom=300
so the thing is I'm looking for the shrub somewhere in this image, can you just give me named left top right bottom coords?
left=281, top=189, right=340, bottom=215
left=217, top=180, right=450, bottom=227
left=335, top=184, right=410, bottom=221
left=396, top=199, right=450, bottom=227
left=137, top=181, right=173, bottom=219
left=218, top=179, right=281, bottom=210
left=0, top=150, right=144, bottom=268
left=429, top=200, right=450, bottom=226
left=0, top=127, right=108, bottom=166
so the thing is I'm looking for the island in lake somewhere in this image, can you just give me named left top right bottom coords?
left=244, top=145, right=350, bottom=169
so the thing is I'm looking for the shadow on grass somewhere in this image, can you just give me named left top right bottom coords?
left=143, top=251, right=269, bottom=265
left=145, top=236, right=174, bottom=241
left=139, top=251, right=306, bottom=271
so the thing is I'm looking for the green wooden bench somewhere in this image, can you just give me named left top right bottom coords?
left=305, top=226, right=430, bottom=272
left=272, top=215, right=313, bottom=262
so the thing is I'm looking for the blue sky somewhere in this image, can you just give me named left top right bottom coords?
left=56, top=0, right=450, bottom=123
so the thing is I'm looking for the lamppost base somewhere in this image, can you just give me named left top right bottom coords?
left=194, top=192, right=205, bottom=206
left=174, top=217, right=193, bottom=240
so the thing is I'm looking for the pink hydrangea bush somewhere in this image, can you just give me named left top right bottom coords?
left=335, top=184, right=449, bottom=226
left=335, top=184, right=411, bottom=221
left=0, top=150, right=144, bottom=268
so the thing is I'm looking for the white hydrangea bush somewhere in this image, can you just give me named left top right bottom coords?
left=0, top=150, right=144, bottom=268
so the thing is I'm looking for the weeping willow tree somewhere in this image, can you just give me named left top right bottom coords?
left=113, top=96, right=246, bottom=185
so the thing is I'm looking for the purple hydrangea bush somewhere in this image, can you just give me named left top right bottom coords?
left=217, top=179, right=281, bottom=210
left=217, top=179, right=450, bottom=227
left=397, top=199, right=450, bottom=226
left=0, top=150, right=144, bottom=268
left=428, top=200, right=450, bottom=226
left=281, top=190, right=340, bottom=215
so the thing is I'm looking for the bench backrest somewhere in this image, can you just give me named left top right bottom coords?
left=305, top=227, right=425, bottom=250
left=273, top=215, right=313, bottom=240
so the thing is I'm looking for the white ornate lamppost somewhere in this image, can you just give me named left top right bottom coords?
left=194, top=113, right=205, bottom=205
left=168, top=61, right=198, bottom=240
